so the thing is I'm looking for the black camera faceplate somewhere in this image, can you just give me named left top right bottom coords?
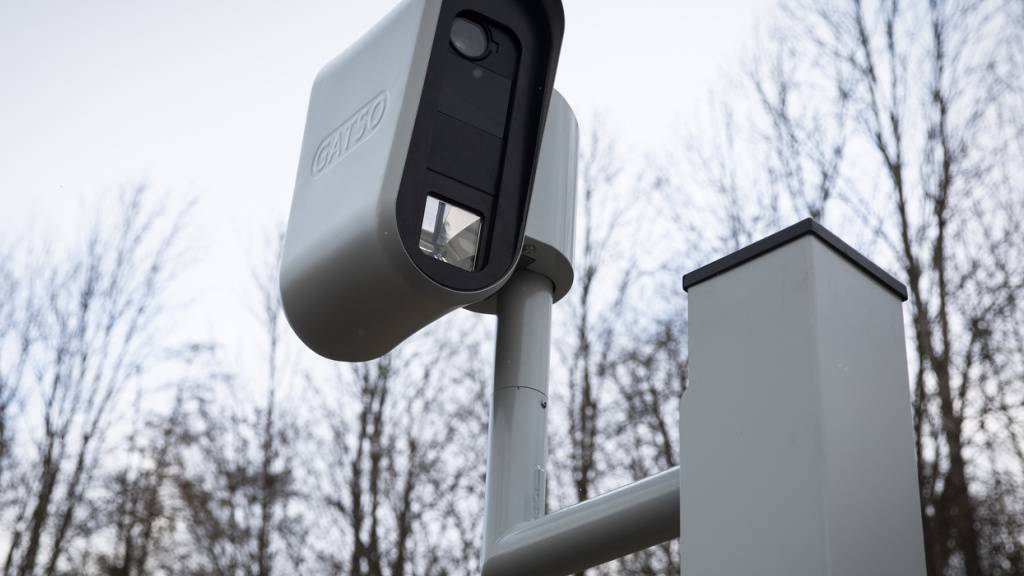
left=395, top=0, right=565, bottom=293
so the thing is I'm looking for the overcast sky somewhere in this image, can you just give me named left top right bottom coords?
left=0, top=0, right=773, bottom=349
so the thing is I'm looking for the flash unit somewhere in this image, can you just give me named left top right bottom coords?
left=419, top=195, right=483, bottom=271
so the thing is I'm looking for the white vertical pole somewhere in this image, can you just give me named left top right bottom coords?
left=483, top=270, right=553, bottom=562
left=479, top=92, right=682, bottom=576
left=680, top=221, right=927, bottom=576
left=481, top=268, right=681, bottom=576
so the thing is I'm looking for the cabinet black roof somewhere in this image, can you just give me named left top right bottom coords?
left=682, top=218, right=909, bottom=302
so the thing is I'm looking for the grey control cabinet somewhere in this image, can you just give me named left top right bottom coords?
left=680, top=220, right=927, bottom=576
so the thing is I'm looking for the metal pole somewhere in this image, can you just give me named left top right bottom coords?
left=483, top=269, right=554, bottom=560
left=481, top=93, right=679, bottom=568
left=484, top=467, right=680, bottom=576
left=481, top=269, right=681, bottom=576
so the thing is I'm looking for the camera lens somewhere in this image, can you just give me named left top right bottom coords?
left=450, top=17, right=490, bottom=60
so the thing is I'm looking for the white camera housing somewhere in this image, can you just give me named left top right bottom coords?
left=281, top=0, right=565, bottom=361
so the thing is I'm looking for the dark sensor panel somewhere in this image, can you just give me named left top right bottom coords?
left=428, top=112, right=505, bottom=195
left=437, top=51, right=513, bottom=139
left=395, top=0, right=565, bottom=292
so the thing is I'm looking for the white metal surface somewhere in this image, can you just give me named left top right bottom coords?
left=484, top=467, right=679, bottom=576
left=468, top=92, right=578, bottom=314
left=484, top=270, right=553, bottom=561
left=680, top=234, right=927, bottom=575
left=281, top=0, right=464, bottom=361
left=481, top=269, right=680, bottom=575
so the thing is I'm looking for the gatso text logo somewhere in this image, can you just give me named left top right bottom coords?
left=312, top=91, right=388, bottom=177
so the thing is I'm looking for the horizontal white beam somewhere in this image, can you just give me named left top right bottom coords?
left=482, top=467, right=680, bottom=576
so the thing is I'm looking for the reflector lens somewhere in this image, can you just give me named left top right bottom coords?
left=419, top=195, right=482, bottom=272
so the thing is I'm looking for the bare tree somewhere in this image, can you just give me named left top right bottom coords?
left=171, top=238, right=309, bottom=576
left=172, top=378, right=308, bottom=576
left=0, top=248, right=32, bottom=498
left=546, top=121, right=690, bottom=575
left=559, top=122, right=630, bottom=514
left=0, top=186, right=189, bottom=576
left=310, top=318, right=490, bottom=576
left=603, top=317, right=685, bottom=576
left=93, top=359, right=207, bottom=576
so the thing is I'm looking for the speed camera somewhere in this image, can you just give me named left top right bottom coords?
left=280, top=0, right=566, bottom=361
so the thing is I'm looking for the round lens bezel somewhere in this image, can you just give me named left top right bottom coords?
left=450, top=16, right=491, bottom=60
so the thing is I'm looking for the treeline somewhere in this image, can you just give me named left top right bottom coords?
left=3, top=0, right=1023, bottom=575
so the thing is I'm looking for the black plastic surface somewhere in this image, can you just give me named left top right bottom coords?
left=395, top=0, right=565, bottom=293
left=428, top=113, right=504, bottom=194
left=438, top=51, right=512, bottom=138
left=682, top=218, right=909, bottom=301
